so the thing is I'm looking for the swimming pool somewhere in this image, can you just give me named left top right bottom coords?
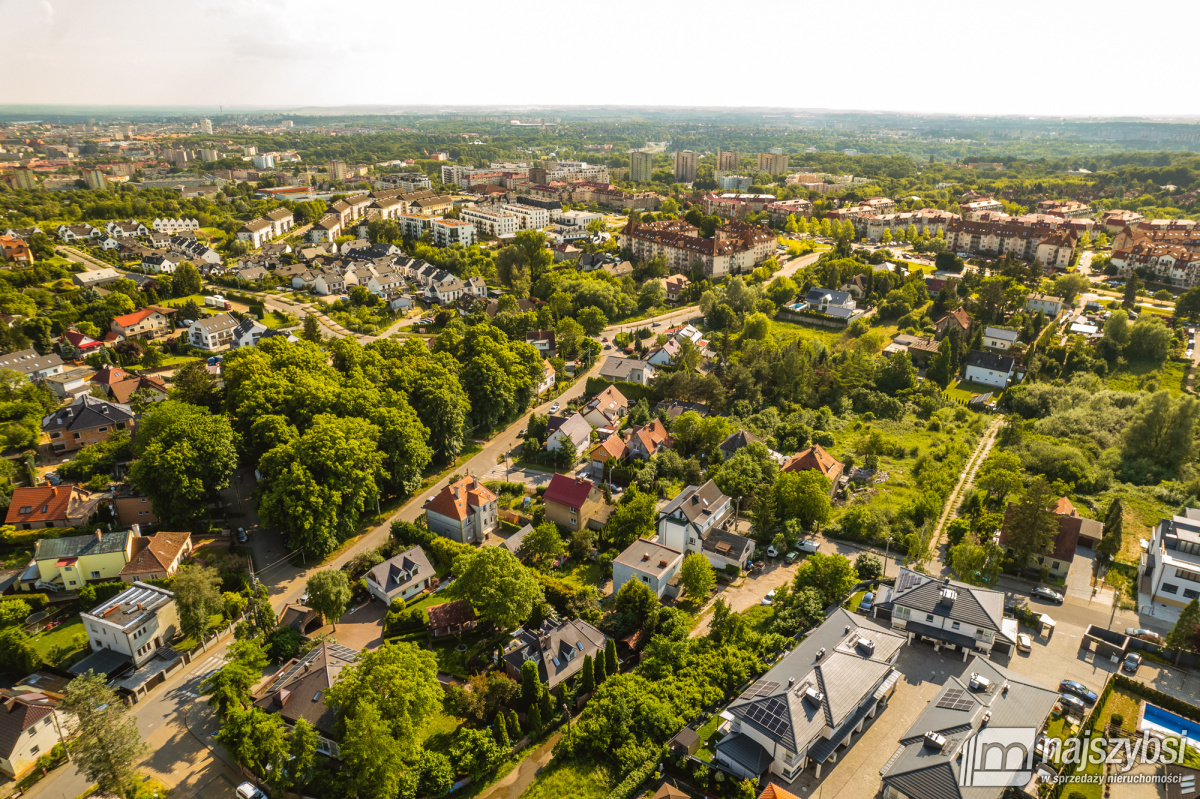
left=1141, top=703, right=1200, bottom=746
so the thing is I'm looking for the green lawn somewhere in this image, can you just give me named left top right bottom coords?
left=546, top=560, right=605, bottom=591
left=29, top=616, right=87, bottom=666
left=258, top=310, right=297, bottom=330
left=740, top=604, right=775, bottom=635
left=847, top=590, right=867, bottom=611
left=1104, top=358, right=1188, bottom=395
left=945, top=380, right=1001, bottom=403
left=766, top=318, right=844, bottom=350
left=521, top=757, right=614, bottom=799
left=693, top=713, right=726, bottom=763
left=1051, top=686, right=1143, bottom=799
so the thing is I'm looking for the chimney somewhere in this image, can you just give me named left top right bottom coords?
left=51, top=487, right=58, bottom=497
left=94, top=529, right=102, bottom=542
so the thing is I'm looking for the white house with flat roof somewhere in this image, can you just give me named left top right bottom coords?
left=81, top=582, right=179, bottom=668
left=1139, top=508, right=1200, bottom=622
left=612, top=540, right=683, bottom=599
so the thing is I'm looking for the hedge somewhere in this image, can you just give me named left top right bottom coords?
left=585, top=377, right=656, bottom=404
left=2, top=527, right=84, bottom=549
left=1112, top=672, right=1200, bottom=722
left=605, top=747, right=664, bottom=799
left=390, top=521, right=473, bottom=570
left=1, top=594, right=47, bottom=612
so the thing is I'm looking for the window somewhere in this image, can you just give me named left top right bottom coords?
left=1162, top=583, right=1179, bottom=594
left=68, top=581, right=76, bottom=587
left=42, top=718, right=51, bottom=727
left=1186, top=588, right=1200, bottom=601
left=29, top=745, right=39, bottom=756
left=925, top=614, right=934, bottom=623
left=1176, top=569, right=1200, bottom=584
left=641, top=575, right=649, bottom=583
left=91, top=571, right=100, bottom=579
left=951, top=622, right=960, bottom=631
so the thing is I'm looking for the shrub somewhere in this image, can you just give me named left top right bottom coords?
left=605, top=748, right=665, bottom=799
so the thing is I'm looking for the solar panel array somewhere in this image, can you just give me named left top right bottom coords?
left=935, top=688, right=975, bottom=711
left=744, top=680, right=780, bottom=698
left=896, top=570, right=926, bottom=592
left=744, top=696, right=790, bottom=736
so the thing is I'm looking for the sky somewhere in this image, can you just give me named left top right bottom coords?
left=1, top=0, right=1196, bottom=118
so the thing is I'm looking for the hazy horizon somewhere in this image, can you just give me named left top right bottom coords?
left=3, top=0, right=1198, bottom=117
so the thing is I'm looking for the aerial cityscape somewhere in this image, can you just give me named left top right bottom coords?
left=5, top=4, right=1200, bottom=799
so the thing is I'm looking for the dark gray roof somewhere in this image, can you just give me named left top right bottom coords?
left=366, top=546, right=433, bottom=597
left=660, top=480, right=730, bottom=527
left=702, top=528, right=754, bottom=561
left=720, top=430, right=762, bottom=459
left=503, top=619, right=607, bottom=689
left=904, top=619, right=980, bottom=650
left=68, top=647, right=133, bottom=678
left=881, top=656, right=1059, bottom=799
left=0, top=348, right=63, bottom=376
left=714, top=733, right=772, bottom=774
left=879, top=569, right=1005, bottom=633
left=35, top=530, right=130, bottom=562
left=42, top=394, right=134, bottom=435
left=964, top=350, right=1015, bottom=373
left=503, top=524, right=534, bottom=554
left=806, top=287, right=852, bottom=305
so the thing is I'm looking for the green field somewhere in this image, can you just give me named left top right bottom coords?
left=29, top=616, right=86, bottom=666
left=1104, top=358, right=1189, bottom=395
left=521, top=757, right=614, bottom=799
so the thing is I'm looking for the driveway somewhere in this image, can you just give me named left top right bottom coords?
left=1065, top=545, right=1114, bottom=605
left=322, top=601, right=388, bottom=651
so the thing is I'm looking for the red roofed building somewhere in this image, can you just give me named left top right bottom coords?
left=588, top=436, right=629, bottom=478
left=626, top=418, right=670, bottom=461
left=424, top=475, right=498, bottom=545
left=0, top=236, right=32, bottom=264
left=999, top=496, right=1104, bottom=579
left=5, top=484, right=97, bottom=529
left=119, top=530, right=192, bottom=582
left=62, top=329, right=102, bottom=353
left=543, top=474, right=606, bottom=531
left=110, top=306, right=174, bottom=339
left=935, top=307, right=971, bottom=339
left=782, top=444, right=844, bottom=496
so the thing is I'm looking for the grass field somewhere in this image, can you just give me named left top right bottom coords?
left=945, top=380, right=1001, bottom=403
left=767, top=318, right=844, bottom=350
left=1105, top=358, right=1189, bottom=395
left=29, top=616, right=86, bottom=666
left=521, top=757, right=614, bottom=799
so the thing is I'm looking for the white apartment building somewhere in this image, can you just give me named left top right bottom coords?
left=1140, top=509, right=1200, bottom=620
left=460, top=208, right=520, bottom=238
left=81, top=582, right=180, bottom=668
left=189, top=313, right=240, bottom=351
left=431, top=219, right=475, bottom=247
left=501, top=204, right=549, bottom=230
left=151, top=218, right=200, bottom=234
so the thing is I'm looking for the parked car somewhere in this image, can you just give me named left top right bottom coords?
left=1031, top=586, right=1064, bottom=604
left=1125, top=628, right=1165, bottom=645
left=651, top=321, right=661, bottom=327
left=784, top=550, right=801, bottom=564
left=860, top=592, right=875, bottom=612
left=237, top=783, right=266, bottom=799
left=1017, top=633, right=1032, bottom=653
left=797, top=539, right=821, bottom=554
left=761, top=589, right=776, bottom=606
left=549, top=402, right=560, bottom=413
left=1123, top=653, right=1143, bottom=673
left=1058, top=694, right=1087, bottom=715
left=236, top=527, right=247, bottom=545
left=1059, top=680, right=1098, bottom=704
left=766, top=545, right=779, bottom=558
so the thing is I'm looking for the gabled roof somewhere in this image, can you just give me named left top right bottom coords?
left=0, top=693, right=55, bottom=757
left=253, top=642, right=359, bottom=737
left=119, top=531, right=190, bottom=576
left=366, top=547, right=433, bottom=597
left=108, top=374, right=167, bottom=404
left=544, top=475, right=600, bottom=509
left=879, top=569, right=1006, bottom=634
left=42, top=394, right=134, bottom=435
left=964, top=350, right=1015, bottom=373
left=982, top=326, right=1019, bottom=343
left=782, top=444, right=842, bottom=480
left=661, top=480, right=730, bottom=527
left=720, top=429, right=762, bottom=458
left=503, top=618, right=607, bottom=689
left=938, top=307, right=971, bottom=331
left=6, top=485, right=88, bottom=526
left=549, top=412, right=592, bottom=450
left=425, top=476, right=496, bottom=522
left=590, top=436, right=629, bottom=462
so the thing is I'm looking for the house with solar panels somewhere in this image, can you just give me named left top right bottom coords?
left=879, top=656, right=1058, bottom=799
left=711, top=608, right=904, bottom=783
left=253, top=641, right=360, bottom=758
left=872, top=569, right=1016, bottom=660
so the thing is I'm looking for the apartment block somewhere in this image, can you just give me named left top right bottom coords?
left=630, top=151, right=653, bottom=182
left=717, top=150, right=741, bottom=171
left=460, top=207, right=519, bottom=237
left=757, top=152, right=789, bottom=174
left=673, top=150, right=697, bottom=183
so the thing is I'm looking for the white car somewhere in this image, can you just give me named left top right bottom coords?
left=797, top=539, right=821, bottom=554
left=761, top=589, right=776, bottom=606
left=236, top=783, right=266, bottom=799
left=766, top=545, right=779, bottom=558
left=549, top=402, right=560, bottom=413
left=1017, top=633, right=1032, bottom=653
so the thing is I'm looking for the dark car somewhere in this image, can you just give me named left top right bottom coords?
left=1123, top=653, right=1142, bottom=673
left=1058, top=694, right=1087, bottom=715
left=1031, top=586, right=1064, bottom=604
left=1059, top=680, right=1098, bottom=704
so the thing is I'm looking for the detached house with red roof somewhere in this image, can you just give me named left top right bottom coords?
left=543, top=474, right=607, bottom=531
left=782, top=444, right=845, bottom=497
left=999, top=497, right=1103, bottom=579
left=934, top=307, right=971, bottom=339
left=110, top=306, right=174, bottom=339
left=582, top=385, right=628, bottom=429
left=0, top=691, right=70, bottom=778
left=6, top=485, right=99, bottom=531
left=424, top=476, right=499, bottom=545
left=626, top=418, right=670, bottom=461
left=119, top=530, right=192, bottom=582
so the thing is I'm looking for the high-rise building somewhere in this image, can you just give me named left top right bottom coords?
left=200, top=118, right=213, bottom=135
left=243, top=146, right=257, bottom=156
left=82, top=169, right=106, bottom=190
left=11, top=167, right=39, bottom=191
left=282, top=120, right=294, bottom=129
left=757, top=152, right=789, bottom=175
left=252, top=154, right=275, bottom=169
left=199, top=149, right=219, bottom=162
left=328, top=159, right=349, bottom=181
left=717, top=150, right=741, bottom=171
left=630, top=152, right=653, bottom=182
left=673, top=150, right=697, bottom=183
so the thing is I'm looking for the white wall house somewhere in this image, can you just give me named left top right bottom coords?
left=81, top=582, right=180, bottom=668
left=963, top=350, right=1016, bottom=389
left=612, top=540, right=683, bottom=599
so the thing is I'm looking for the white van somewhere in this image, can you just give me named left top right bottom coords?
left=797, top=539, right=821, bottom=554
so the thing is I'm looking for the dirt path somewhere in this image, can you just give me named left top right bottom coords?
left=929, top=416, right=1004, bottom=563
left=476, top=732, right=561, bottom=799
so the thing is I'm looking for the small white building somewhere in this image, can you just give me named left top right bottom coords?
left=612, top=539, right=683, bottom=599
left=188, top=313, right=240, bottom=351
left=1026, top=293, right=1064, bottom=316
left=963, top=350, right=1016, bottom=389
left=981, top=326, right=1019, bottom=351
left=365, top=547, right=434, bottom=605
left=81, top=582, right=180, bottom=668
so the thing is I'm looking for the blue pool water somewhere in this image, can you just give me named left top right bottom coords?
left=1142, top=704, right=1200, bottom=744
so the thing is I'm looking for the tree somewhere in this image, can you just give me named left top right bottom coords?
left=792, top=552, right=857, bottom=605
left=1126, top=317, right=1172, bottom=364
left=326, top=640, right=442, bottom=748
left=521, top=660, right=541, bottom=709
left=577, top=306, right=608, bottom=336
left=580, top=654, right=595, bottom=695
left=449, top=547, right=543, bottom=629
left=1123, top=274, right=1143, bottom=310
left=927, top=336, right=954, bottom=388
left=1052, top=273, right=1091, bottom=305
left=614, top=578, right=660, bottom=632
left=1097, top=498, right=1124, bottom=563
left=976, top=450, right=1024, bottom=504
left=604, top=486, right=658, bottom=550
left=570, top=526, right=594, bottom=560
left=290, top=718, right=319, bottom=790
left=741, top=312, right=770, bottom=341
left=773, top=470, right=832, bottom=529
left=605, top=637, right=618, bottom=676
left=1003, top=476, right=1060, bottom=573
left=130, top=401, right=237, bottom=528
left=679, top=552, right=715, bottom=601
left=950, top=532, right=1005, bottom=586
left=302, top=314, right=322, bottom=343
left=172, top=565, right=222, bottom=640
left=593, top=650, right=608, bottom=685
left=306, top=569, right=352, bottom=629
left=217, top=707, right=291, bottom=795
left=202, top=639, right=268, bottom=720
left=522, top=522, right=566, bottom=569
left=339, top=701, right=409, bottom=799
left=855, top=553, right=883, bottom=580
left=62, top=673, right=147, bottom=799
left=1123, top=390, right=1200, bottom=471
left=880, top=228, right=893, bottom=245
left=1166, top=598, right=1200, bottom=658
left=173, top=262, right=202, bottom=296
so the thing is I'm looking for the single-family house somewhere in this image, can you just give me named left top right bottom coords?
left=118, top=531, right=192, bottom=582
left=934, top=307, right=971, bottom=339
left=588, top=436, right=629, bottom=478
left=963, top=350, right=1016, bottom=389
left=110, top=306, right=174, bottom=339
left=230, top=317, right=269, bottom=349
left=781, top=444, right=844, bottom=496
left=0, top=349, right=64, bottom=381
left=1026, top=293, right=1064, bottom=317
left=612, top=540, right=684, bottom=599
left=873, top=568, right=1015, bottom=658
left=253, top=642, right=359, bottom=758
left=428, top=600, right=477, bottom=638
left=646, top=337, right=681, bottom=367
left=805, top=287, right=857, bottom=318
left=525, top=330, right=556, bottom=357
left=657, top=480, right=753, bottom=570
left=424, top=476, right=499, bottom=545
left=5, top=485, right=99, bottom=532
left=626, top=418, right=670, bottom=461
left=41, top=394, right=136, bottom=455
left=546, top=413, right=592, bottom=455
left=543, top=474, right=607, bottom=531
left=501, top=618, right=608, bottom=689
left=599, top=356, right=656, bottom=386
left=982, top=326, right=1019, bottom=351
left=111, top=485, right=158, bottom=527
left=365, top=547, right=434, bottom=605
left=999, top=497, right=1102, bottom=579
left=140, top=253, right=177, bottom=274
left=582, top=385, right=628, bottom=429
left=0, top=691, right=70, bottom=779
left=188, top=313, right=240, bottom=351
left=24, top=528, right=136, bottom=592
left=72, top=268, right=123, bottom=289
